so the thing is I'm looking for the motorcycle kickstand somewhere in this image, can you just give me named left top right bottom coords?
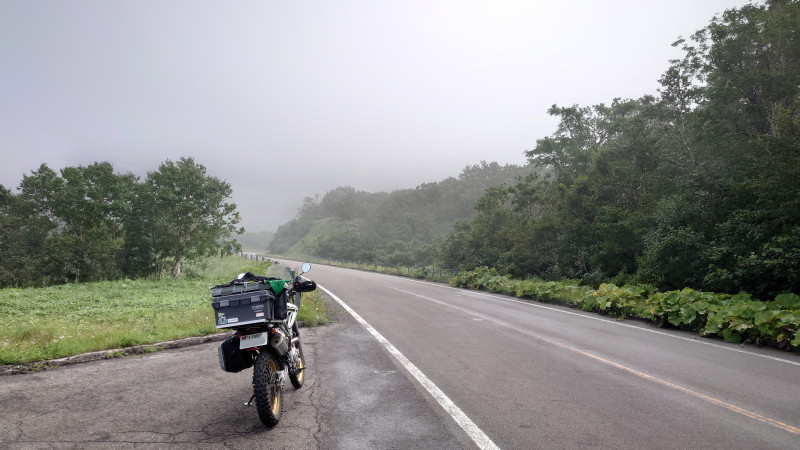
left=244, top=394, right=255, bottom=407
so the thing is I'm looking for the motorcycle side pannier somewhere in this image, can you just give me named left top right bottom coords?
left=211, top=289, right=287, bottom=329
left=273, top=291, right=288, bottom=321
left=218, top=335, right=253, bottom=373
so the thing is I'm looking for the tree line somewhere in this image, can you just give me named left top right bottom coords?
left=441, top=0, right=799, bottom=299
left=0, top=157, right=242, bottom=287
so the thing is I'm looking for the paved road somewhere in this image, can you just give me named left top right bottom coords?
left=2, top=263, right=799, bottom=449
left=307, top=263, right=800, bottom=449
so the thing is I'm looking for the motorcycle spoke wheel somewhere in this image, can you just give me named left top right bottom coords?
left=253, top=351, right=282, bottom=427
left=289, top=324, right=305, bottom=389
left=289, top=340, right=305, bottom=389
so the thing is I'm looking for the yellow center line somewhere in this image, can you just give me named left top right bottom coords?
left=387, top=286, right=800, bottom=436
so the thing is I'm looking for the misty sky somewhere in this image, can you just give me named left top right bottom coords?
left=0, top=0, right=750, bottom=232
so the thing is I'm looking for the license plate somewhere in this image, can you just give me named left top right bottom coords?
left=240, top=332, right=268, bottom=349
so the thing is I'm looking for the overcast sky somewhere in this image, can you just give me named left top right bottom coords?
left=0, top=0, right=750, bottom=232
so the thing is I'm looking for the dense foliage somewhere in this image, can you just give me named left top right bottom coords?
left=441, top=0, right=800, bottom=299
left=268, top=161, right=537, bottom=266
left=0, top=157, right=242, bottom=287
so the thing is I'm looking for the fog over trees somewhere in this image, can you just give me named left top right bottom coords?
left=267, top=162, right=537, bottom=266
left=273, top=0, right=800, bottom=299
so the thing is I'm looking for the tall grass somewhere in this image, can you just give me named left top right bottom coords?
left=0, top=256, right=328, bottom=365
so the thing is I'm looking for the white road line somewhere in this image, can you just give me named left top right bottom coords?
left=318, top=285, right=500, bottom=450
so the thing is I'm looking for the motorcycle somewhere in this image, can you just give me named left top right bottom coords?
left=210, top=261, right=317, bottom=427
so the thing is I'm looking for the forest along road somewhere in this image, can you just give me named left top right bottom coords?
left=302, top=263, right=800, bottom=449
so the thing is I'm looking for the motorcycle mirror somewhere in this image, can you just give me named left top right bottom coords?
left=300, top=262, right=311, bottom=274
left=237, top=272, right=246, bottom=280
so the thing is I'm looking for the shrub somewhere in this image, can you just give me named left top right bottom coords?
left=591, top=283, right=650, bottom=318
left=647, top=288, right=721, bottom=330
left=703, top=293, right=800, bottom=346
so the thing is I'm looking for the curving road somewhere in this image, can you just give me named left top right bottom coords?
left=1, top=262, right=799, bottom=449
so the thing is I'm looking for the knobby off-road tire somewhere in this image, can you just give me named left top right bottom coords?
left=253, top=350, right=282, bottom=427
left=289, top=323, right=305, bottom=389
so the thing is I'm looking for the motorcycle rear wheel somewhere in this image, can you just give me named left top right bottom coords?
left=289, top=324, right=305, bottom=389
left=253, top=350, right=282, bottom=427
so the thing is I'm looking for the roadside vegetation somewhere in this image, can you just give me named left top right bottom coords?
left=0, top=256, right=328, bottom=365
left=449, top=267, right=800, bottom=349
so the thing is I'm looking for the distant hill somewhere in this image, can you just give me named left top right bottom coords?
left=238, top=230, right=274, bottom=252
left=268, top=161, right=536, bottom=266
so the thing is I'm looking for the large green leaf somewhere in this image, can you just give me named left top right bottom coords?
left=705, top=314, right=722, bottom=334
left=722, top=328, right=742, bottom=343
left=754, top=310, right=774, bottom=326
left=663, top=292, right=681, bottom=311
left=679, top=307, right=697, bottom=326
left=692, top=301, right=710, bottom=314
left=779, top=312, right=799, bottom=325
left=775, top=293, right=800, bottom=309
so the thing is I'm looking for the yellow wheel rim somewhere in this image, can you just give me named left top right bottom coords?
left=297, top=353, right=305, bottom=384
left=268, top=359, right=280, bottom=415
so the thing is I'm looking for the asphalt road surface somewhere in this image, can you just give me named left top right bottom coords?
left=2, top=262, right=799, bottom=449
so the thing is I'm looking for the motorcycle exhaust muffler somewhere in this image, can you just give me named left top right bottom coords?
left=270, top=329, right=289, bottom=355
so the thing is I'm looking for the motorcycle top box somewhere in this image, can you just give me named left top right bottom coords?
left=211, top=281, right=273, bottom=297
left=211, top=288, right=288, bottom=329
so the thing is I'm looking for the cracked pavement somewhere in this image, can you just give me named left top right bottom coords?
left=0, top=295, right=468, bottom=449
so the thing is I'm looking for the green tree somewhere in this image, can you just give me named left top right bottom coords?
left=17, top=162, right=135, bottom=283
left=525, top=104, right=623, bottom=184
left=0, top=185, right=53, bottom=287
left=119, top=182, right=160, bottom=278
left=640, top=0, right=800, bottom=296
left=133, top=157, right=242, bottom=280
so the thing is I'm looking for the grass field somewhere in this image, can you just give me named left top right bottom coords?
left=0, top=256, right=329, bottom=365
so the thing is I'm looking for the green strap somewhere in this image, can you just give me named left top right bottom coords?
left=268, top=280, right=290, bottom=294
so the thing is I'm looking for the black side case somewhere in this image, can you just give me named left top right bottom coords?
left=218, top=335, right=253, bottom=373
left=274, top=291, right=288, bottom=320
